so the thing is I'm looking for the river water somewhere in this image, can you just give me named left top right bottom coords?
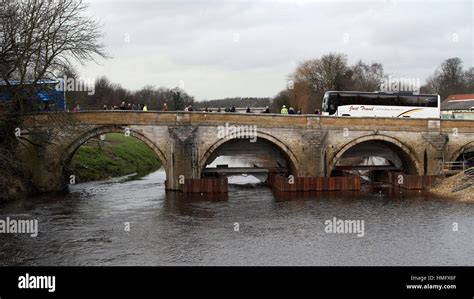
left=1, top=167, right=473, bottom=266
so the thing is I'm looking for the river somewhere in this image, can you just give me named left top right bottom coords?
left=1, top=167, right=473, bottom=266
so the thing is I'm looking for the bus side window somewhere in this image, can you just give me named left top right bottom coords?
left=379, top=96, right=391, bottom=106
left=339, top=93, right=358, bottom=106
left=391, top=96, right=400, bottom=106
left=417, top=96, right=423, bottom=107
left=355, top=94, right=361, bottom=105
left=329, top=94, right=338, bottom=115
left=338, top=93, right=347, bottom=106
left=423, top=96, right=438, bottom=107
left=399, top=96, right=419, bottom=106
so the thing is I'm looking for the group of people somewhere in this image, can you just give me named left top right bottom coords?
left=202, top=105, right=320, bottom=115
left=102, top=101, right=149, bottom=111
left=72, top=104, right=81, bottom=112
left=245, top=106, right=271, bottom=113
left=280, top=105, right=321, bottom=115
left=71, top=102, right=321, bottom=115
left=197, top=105, right=321, bottom=114
left=202, top=106, right=271, bottom=113
left=216, top=106, right=236, bottom=112
left=280, top=105, right=302, bottom=114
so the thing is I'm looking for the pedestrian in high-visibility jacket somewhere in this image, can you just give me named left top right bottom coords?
left=280, top=105, right=288, bottom=114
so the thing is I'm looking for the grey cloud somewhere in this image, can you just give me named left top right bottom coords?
left=79, top=0, right=473, bottom=100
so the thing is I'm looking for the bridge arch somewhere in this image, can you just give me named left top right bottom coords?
left=450, top=141, right=474, bottom=162
left=59, top=125, right=167, bottom=188
left=199, top=131, right=299, bottom=176
left=328, top=134, right=422, bottom=175
left=449, top=141, right=474, bottom=167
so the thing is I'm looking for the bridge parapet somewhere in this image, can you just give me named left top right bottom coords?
left=21, top=111, right=473, bottom=129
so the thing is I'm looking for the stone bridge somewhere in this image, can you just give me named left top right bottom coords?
left=17, top=112, right=474, bottom=193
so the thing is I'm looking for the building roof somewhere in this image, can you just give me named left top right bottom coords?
left=445, top=94, right=474, bottom=101
left=442, top=94, right=474, bottom=110
left=0, top=79, right=62, bottom=86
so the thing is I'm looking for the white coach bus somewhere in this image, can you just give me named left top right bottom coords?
left=321, top=91, right=440, bottom=118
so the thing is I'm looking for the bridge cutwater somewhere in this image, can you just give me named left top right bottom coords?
left=17, top=112, right=474, bottom=193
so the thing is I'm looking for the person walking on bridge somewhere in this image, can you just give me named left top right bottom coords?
left=163, top=103, right=168, bottom=111
left=280, top=105, right=288, bottom=114
left=73, top=104, right=81, bottom=112
left=142, top=104, right=148, bottom=111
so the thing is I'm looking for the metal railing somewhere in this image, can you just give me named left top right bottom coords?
left=442, top=161, right=468, bottom=175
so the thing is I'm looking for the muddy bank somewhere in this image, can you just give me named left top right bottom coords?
left=0, top=173, right=32, bottom=202
left=430, top=169, right=474, bottom=202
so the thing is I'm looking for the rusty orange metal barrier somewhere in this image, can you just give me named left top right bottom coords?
left=183, top=178, right=228, bottom=193
left=385, top=172, right=437, bottom=190
left=268, top=173, right=361, bottom=192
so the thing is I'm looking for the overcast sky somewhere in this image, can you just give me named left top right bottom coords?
left=78, top=0, right=473, bottom=101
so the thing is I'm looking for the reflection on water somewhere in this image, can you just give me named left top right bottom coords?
left=0, top=166, right=473, bottom=266
left=208, top=155, right=283, bottom=167
left=206, top=155, right=281, bottom=184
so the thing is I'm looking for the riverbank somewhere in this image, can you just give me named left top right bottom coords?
left=430, top=169, right=474, bottom=202
left=70, top=133, right=161, bottom=183
left=0, top=174, right=30, bottom=202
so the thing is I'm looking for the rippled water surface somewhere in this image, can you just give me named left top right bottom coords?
left=1, top=168, right=473, bottom=266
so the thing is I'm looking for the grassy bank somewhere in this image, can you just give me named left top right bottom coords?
left=70, top=133, right=161, bottom=183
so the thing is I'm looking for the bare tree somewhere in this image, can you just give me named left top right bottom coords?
left=1, top=1, right=107, bottom=80
left=291, top=53, right=352, bottom=92
left=271, top=90, right=290, bottom=112
left=350, top=61, right=384, bottom=91
left=463, top=67, right=474, bottom=93
left=287, top=53, right=377, bottom=113
left=421, top=70, right=442, bottom=94
left=420, top=57, right=471, bottom=100
left=0, top=0, right=107, bottom=199
left=0, top=0, right=108, bottom=118
left=439, top=58, right=465, bottom=98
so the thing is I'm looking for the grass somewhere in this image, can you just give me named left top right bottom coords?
left=70, top=133, right=162, bottom=183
